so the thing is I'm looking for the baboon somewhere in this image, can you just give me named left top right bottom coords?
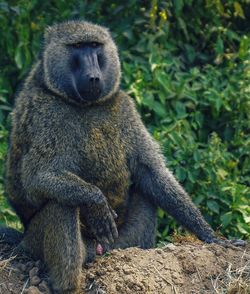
left=1, top=21, right=245, bottom=293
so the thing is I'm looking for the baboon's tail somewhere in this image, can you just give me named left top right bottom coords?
left=0, top=227, right=23, bottom=245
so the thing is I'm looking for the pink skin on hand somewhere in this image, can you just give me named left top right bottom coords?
left=96, top=243, right=104, bottom=255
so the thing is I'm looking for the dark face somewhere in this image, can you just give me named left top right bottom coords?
left=67, top=42, right=104, bottom=102
left=44, top=22, right=121, bottom=104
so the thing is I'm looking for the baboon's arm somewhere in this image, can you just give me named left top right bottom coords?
left=130, top=127, right=245, bottom=246
left=23, top=170, right=104, bottom=207
left=125, top=97, right=245, bottom=246
left=21, top=158, right=118, bottom=244
left=129, top=121, right=215, bottom=242
left=134, top=159, right=215, bottom=242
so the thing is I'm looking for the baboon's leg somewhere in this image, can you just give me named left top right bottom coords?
left=81, top=235, right=96, bottom=263
left=113, top=190, right=157, bottom=250
left=20, top=201, right=84, bottom=294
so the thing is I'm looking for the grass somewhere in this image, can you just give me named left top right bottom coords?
left=211, top=250, right=250, bottom=294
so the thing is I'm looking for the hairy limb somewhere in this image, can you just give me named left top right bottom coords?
left=82, top=236, right=96, bottom=263
left=22, top=170, right=118, bottom=244
left=105, top=190, right=157, bottom=251
left=136, top=162, right=215, bottom=242
left=23, top=170, right=105, bottom=207
left=20, top=201, right=84, bottom=293
left=125, top=115, right=215, bottom=242
left=114, top=191, right=157, bottom=249
left=123, top=100, right=247, bottom=246
left=129, top=126, right=246, bottom=246
left=135, top=158, right=246, bottom=246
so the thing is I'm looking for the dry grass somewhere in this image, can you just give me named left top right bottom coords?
left=211, top=250, right=250, bottom=294
left=171, top=232, right=203, bottom=244
left=0, top=245, right=16, bottom=272
left=0, top=255, right=16, bottom=273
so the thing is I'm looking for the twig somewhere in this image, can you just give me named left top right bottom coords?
left=20, top=278, right=29, bottom=294
left=152, top=265, right=174, bottom=287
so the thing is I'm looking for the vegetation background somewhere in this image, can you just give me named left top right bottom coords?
left=0, top=0, right=249, bottom=241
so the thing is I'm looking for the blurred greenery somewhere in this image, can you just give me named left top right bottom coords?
left=0, top=0, right=249, bottom=240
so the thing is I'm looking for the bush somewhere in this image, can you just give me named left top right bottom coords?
left=0, top=0, right=249, bottom=239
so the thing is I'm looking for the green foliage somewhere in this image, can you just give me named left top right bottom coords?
left=0, top=0, right=249, bottom=239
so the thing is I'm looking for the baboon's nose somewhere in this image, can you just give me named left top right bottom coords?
left=89, top=76, right=100, bottom=83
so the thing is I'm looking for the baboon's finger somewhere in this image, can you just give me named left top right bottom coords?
left=230, top=239, right=246, bottom=247
left=110, top=218, right=118, bottom=240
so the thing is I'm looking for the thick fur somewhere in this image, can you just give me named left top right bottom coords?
left=4, top=21, right=219, bottom=293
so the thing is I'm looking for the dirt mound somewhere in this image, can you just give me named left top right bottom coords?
left=0, top=242, right=249, bottom=294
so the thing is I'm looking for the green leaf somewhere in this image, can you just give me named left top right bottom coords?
left=215, top=37, right=224, bottom=55
left=216, top=168, right=228, bottom=180
left=187, top=171, right=195, bottom=183
left=240, top=210, right=250, bottom=224
left=175, top=101, right=187, bottom=119
left=193, top=194, right=205, bottom=205
left=239, top=36, right=250, bottom=59
left=207, top=200, right=220, bottom=214
left=237, top=223, right=250, bottom=235
left=177, top=17, right=189, bottom=40
left=15, top=44, right=25, bottom=69
left=220, top=212, right=233, bottom=227
left=158, top=208, right=165, bottom=218
left=175, top=167, right=186, bottom=181
left=152, top=101, right=167, bottom=118
left=155, top=71, right=172, bottom=95
left=185, top=44, right=196, bottom=63
left=174, top=0, right=184, bottom=16
left=234, top=2, right=245, bottom=19
left=193, top=150, right=200, bottom=162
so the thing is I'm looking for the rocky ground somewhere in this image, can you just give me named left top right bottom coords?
left=0, top=240, right=249, bottom=294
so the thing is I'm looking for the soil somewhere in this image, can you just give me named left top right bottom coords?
left=0, top=240, right=249, bottom=294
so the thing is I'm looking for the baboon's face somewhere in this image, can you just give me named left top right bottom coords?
left=43, top=21, right=121, bottom=103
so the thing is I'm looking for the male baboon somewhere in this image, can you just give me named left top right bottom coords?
left=1, top=21, right=245, bottom=293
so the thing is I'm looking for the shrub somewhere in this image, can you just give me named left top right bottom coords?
left=0, top=0, right=249, bottom=239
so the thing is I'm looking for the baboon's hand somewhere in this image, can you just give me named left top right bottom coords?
left=205, top=236, right=246, bottom=247
left=85, top=198, right=118, bottom=245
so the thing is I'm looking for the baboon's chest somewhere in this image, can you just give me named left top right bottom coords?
left=80, top=122, right=130, bottom=209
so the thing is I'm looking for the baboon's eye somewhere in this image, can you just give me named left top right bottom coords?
left=70, top=42, right=102, bottom=48
left=73, top=42, right=83, bottom=48
left=90, top=42, right=99, bottom=48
